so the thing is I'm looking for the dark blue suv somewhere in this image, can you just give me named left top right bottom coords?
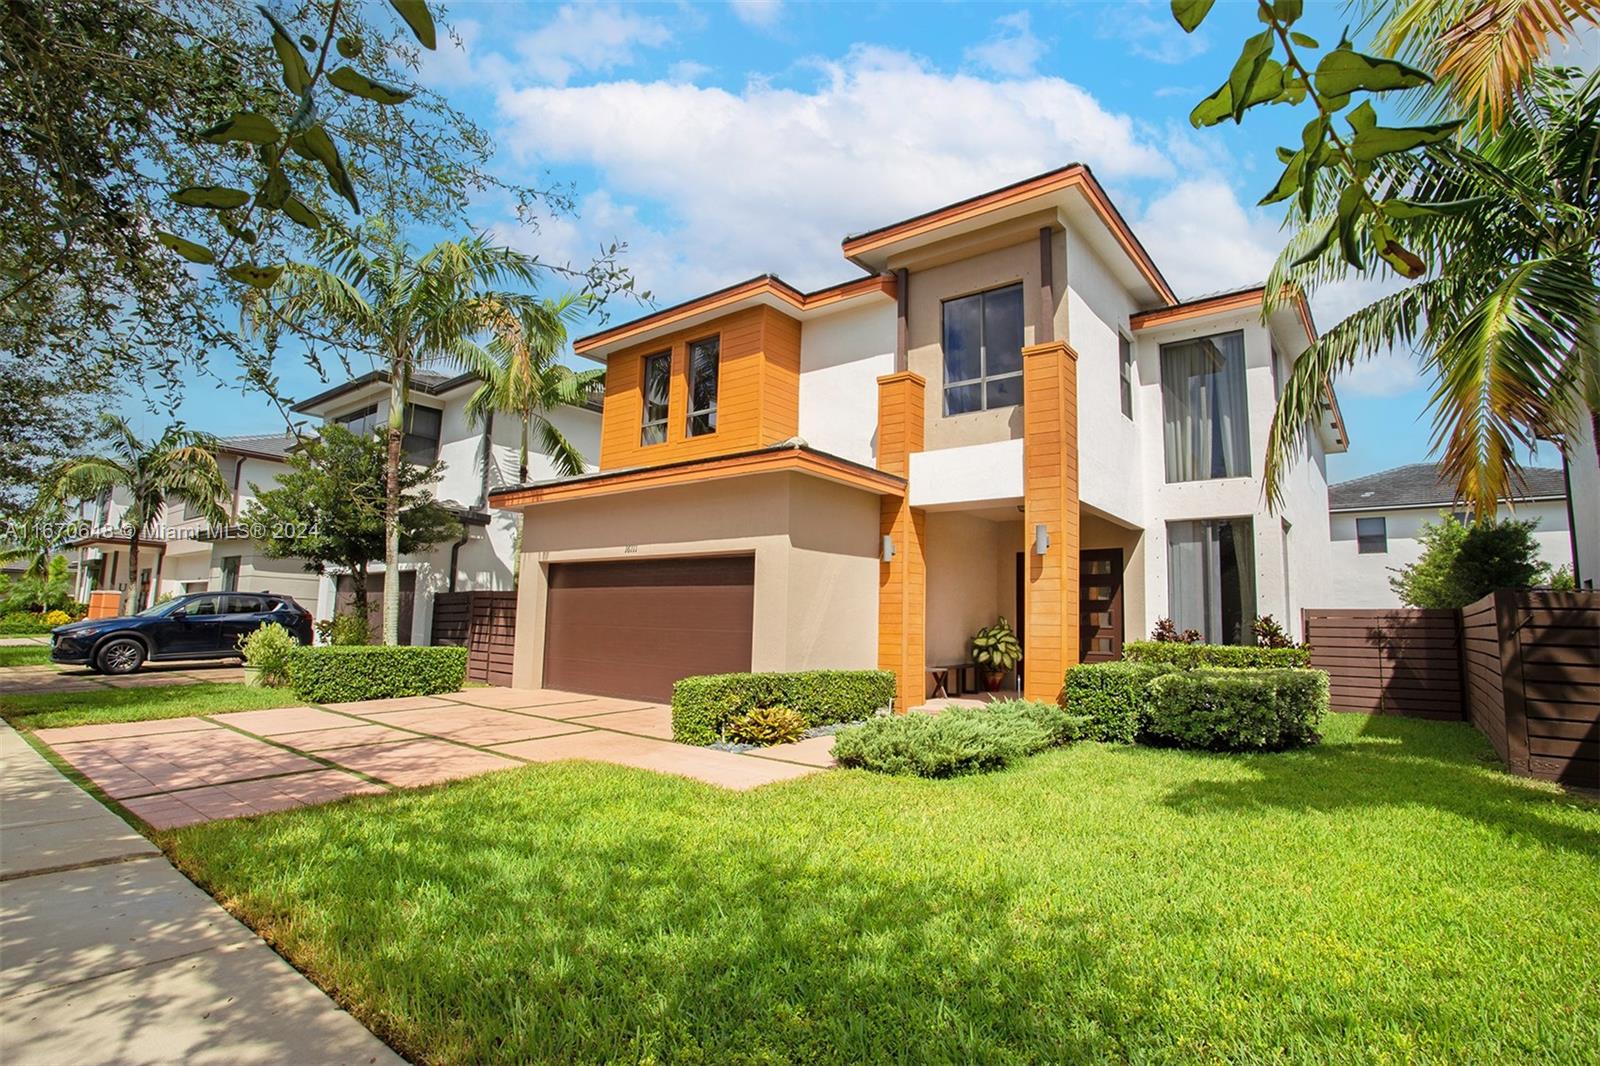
left=51, top=591, right=315, bottom=675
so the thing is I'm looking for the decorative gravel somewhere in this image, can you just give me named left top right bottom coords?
left=706, top=718, right=868, bottom=754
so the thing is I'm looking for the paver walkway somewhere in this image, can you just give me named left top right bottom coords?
left=0, top=722, right=403, bottom=1065
left=29, top=688, right=830, bottom=829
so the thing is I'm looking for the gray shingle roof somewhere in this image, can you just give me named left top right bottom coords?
left=1329, top=463, right=1565, bottom=511
left=216, top=433, right=299, bottom=458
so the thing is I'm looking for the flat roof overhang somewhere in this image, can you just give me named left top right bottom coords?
left=841, top=164, right=1175, bottom=307
left=571, top=274, right=897, bottom=362
left=488, top=443, right=906, bottom=510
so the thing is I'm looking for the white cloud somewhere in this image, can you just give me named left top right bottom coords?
left=495, top=45, right=1172, bottom=296
left=965, top=11, right=1048, bottom=77
left=1095, top=1, right=1209, bottom=65
left=730, top=0, right=783, bottom=30
left=668, top=59, right=712, bottom=83
left=516, top=4, right=672, bottom=86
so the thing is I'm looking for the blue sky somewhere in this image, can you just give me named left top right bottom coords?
left=139, top=0, right=1592, bottom=480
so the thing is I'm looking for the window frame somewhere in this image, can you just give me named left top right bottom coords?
left=940, top=282, right=1025, bottom=417
left=1118, top=330, right=1135, bottom=420
left=639, top=349, right=671, bottom=446
left=685, top=335, right=720, bottom=438
left=219, top=556, right=241, bottom=593
left=1165, top=516, right=1258, bottom=645
left=334, top=402, right=380, bottom=439
left=401, top=403, right=444, bottom=466
left=1158, top=328, right=1252, bottom=483
left=1356, top=516, right=1388, bottom=554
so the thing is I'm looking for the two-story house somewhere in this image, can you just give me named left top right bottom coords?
left=488, top=164, right=1348, bottom=708
left=1323, top=463, right=1574, bottom=608
left=68, top=433, right=313, bottom=610
left=291, top=368, right=602, bottom=643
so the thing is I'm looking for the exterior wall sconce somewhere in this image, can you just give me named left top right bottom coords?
left=881, top=534, right=896, bottom=563
left=1033, top=523, right=1050, bottom=556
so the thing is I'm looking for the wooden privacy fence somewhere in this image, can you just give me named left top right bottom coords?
left=1301, top=608, right=1464, bottom=721
left=431, top=590, right=517, bottom=686
left=1304, top=592, right=1600, bottom=788
left=1461, top=591, right=1598, bottom=788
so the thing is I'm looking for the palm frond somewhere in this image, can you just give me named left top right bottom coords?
left=532, top=415, right=589, bottom=479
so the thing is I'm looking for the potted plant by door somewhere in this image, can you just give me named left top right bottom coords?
left=971, top=617, right=1021, bottom=692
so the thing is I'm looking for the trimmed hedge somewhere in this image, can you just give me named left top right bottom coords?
left=1145, top=668, right=1328, bottom=751
left=1123, top=640, right=1312, bottom=670
left=1063, top=661, right=1177, bottom=743
left=831, top=699, right=1090, bottom=778
left=288, top=645, right=468, bottom=703
left=671, top=670, right=895, bottom=745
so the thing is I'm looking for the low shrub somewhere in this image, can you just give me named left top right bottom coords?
left=725, top=706, right=808, bottom=746
left=1144, top=668, right=1328, bottom=752
left=1123, top=640, right=1312, bottom=670
left=831, top=699, right=1089, bottom=778
left=1063, top=661, right=1178, bottom=743
left=316, top=612, right=370, bottom=646
left=0, top=611, right=52, bottom=635
left=287, top=645, right=467, bottom=703
left=672, top=670, right=895, bottom=745
left=41, top=609, right=72, bottom=627
left=238, top=622, right=298, bottom=687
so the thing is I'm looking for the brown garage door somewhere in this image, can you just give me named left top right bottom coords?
left=543, top=556, right=755, bottom=701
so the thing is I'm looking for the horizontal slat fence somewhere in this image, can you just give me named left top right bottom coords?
left=1302, top=608, right=1464, bottom=720
left=430, top=590, right=518, bottom=686
left=1305, top=592, right=1599, bottom=788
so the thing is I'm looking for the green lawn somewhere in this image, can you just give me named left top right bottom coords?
left=0, top=645, right=52, bottom=668
left=167, top=713, right=1599, bottom=1064
left=1, top=682, right=300, bottom=729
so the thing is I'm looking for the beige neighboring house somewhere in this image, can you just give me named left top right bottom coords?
left=1323, top=463, right=1575, bottom=609
left=487, top=163, right=1350, bottom=709
left=67, top=433, right=318, bottom=610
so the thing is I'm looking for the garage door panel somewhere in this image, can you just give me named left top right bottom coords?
left=544, top=556, right=755, bottom=701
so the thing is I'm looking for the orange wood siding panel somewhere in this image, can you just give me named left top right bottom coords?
left=597, top=305, right=803, bottom=471
left=1021, top=341, right=1080, bottom=702
left=875, top=371, right=927, bottom=709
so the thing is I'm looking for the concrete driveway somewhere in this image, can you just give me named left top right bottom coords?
left=33, top=688, right=834, bottom=829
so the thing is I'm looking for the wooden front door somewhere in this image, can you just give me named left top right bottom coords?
left=1080, top=548, right=1124, bottom=663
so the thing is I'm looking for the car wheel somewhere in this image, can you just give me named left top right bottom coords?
left=96, top=638, right=145, bottom=675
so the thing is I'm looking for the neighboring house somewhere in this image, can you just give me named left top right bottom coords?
left=290, top=368, right=602, bottom=644
left=1557, top=415, right=1598, bottom=589
left=1323, top=463, right=1575, bottom=609
left=487, top=163, right=1349, bottom=708
left=67, top=434, right=315, bottom=609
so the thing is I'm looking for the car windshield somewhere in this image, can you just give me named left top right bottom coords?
left=135, top=598, right=184, bottom=618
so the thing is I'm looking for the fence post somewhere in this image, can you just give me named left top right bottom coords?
left=1494, top=589, right=1530, bottom=776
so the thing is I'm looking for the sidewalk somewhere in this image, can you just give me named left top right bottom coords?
left=0, top=723, right=403, bottom=1066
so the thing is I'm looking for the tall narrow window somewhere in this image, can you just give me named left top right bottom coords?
left=1356, top=516, right=1388, bottom=554
left=639, top=350, right=670, bottom=445
left=402, top=404, right=443, bottom=465
left=1160, top=330, right=1251, bottom=482
left=942, top=283, right=1024, bottom=416
left=1119, top=332, right=1134, bottom=419
left=686, top=337, right=719, bottom=436
left=1167, top=517, right=1257, bottom=645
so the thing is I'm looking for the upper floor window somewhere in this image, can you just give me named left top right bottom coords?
left=1356, top=516, right=1387, bottom=554
left=1119, top=332, right=1134, bottom=420
left=942, top=283, right=1023, bottom=416
left=640, top=350, right=670, bottom=446
left=403, top=404, right=443, bottom=465
left=335, top=403, right=379, bottom=439
left=686, top=337, right=719, bottom=437
left=1160, top=329, right=1250, bottom=482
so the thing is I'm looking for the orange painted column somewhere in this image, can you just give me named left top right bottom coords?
left=876, top=371, right=927, bottom=712
left=1021, top=341, right=1080, bottom=703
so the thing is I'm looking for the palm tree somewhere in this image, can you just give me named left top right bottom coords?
left=464, top=294, right=602, bottom=484
left=266, top=220, right=539, bottom=644
left=43, top=415, right=229, bottom=613
left=1265, top=67, right=1600, bottom=514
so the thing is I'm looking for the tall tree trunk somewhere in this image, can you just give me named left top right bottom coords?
left=125, top=527, right=141, bottom=614
left=383, top=371, right=405, bottom=646
left=519, top=418, right=529, bottom=484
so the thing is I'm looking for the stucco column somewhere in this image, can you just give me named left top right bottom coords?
left=876, top=371, right=926, bottom=711
left=1021, top=341, right=1080, bottom=702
